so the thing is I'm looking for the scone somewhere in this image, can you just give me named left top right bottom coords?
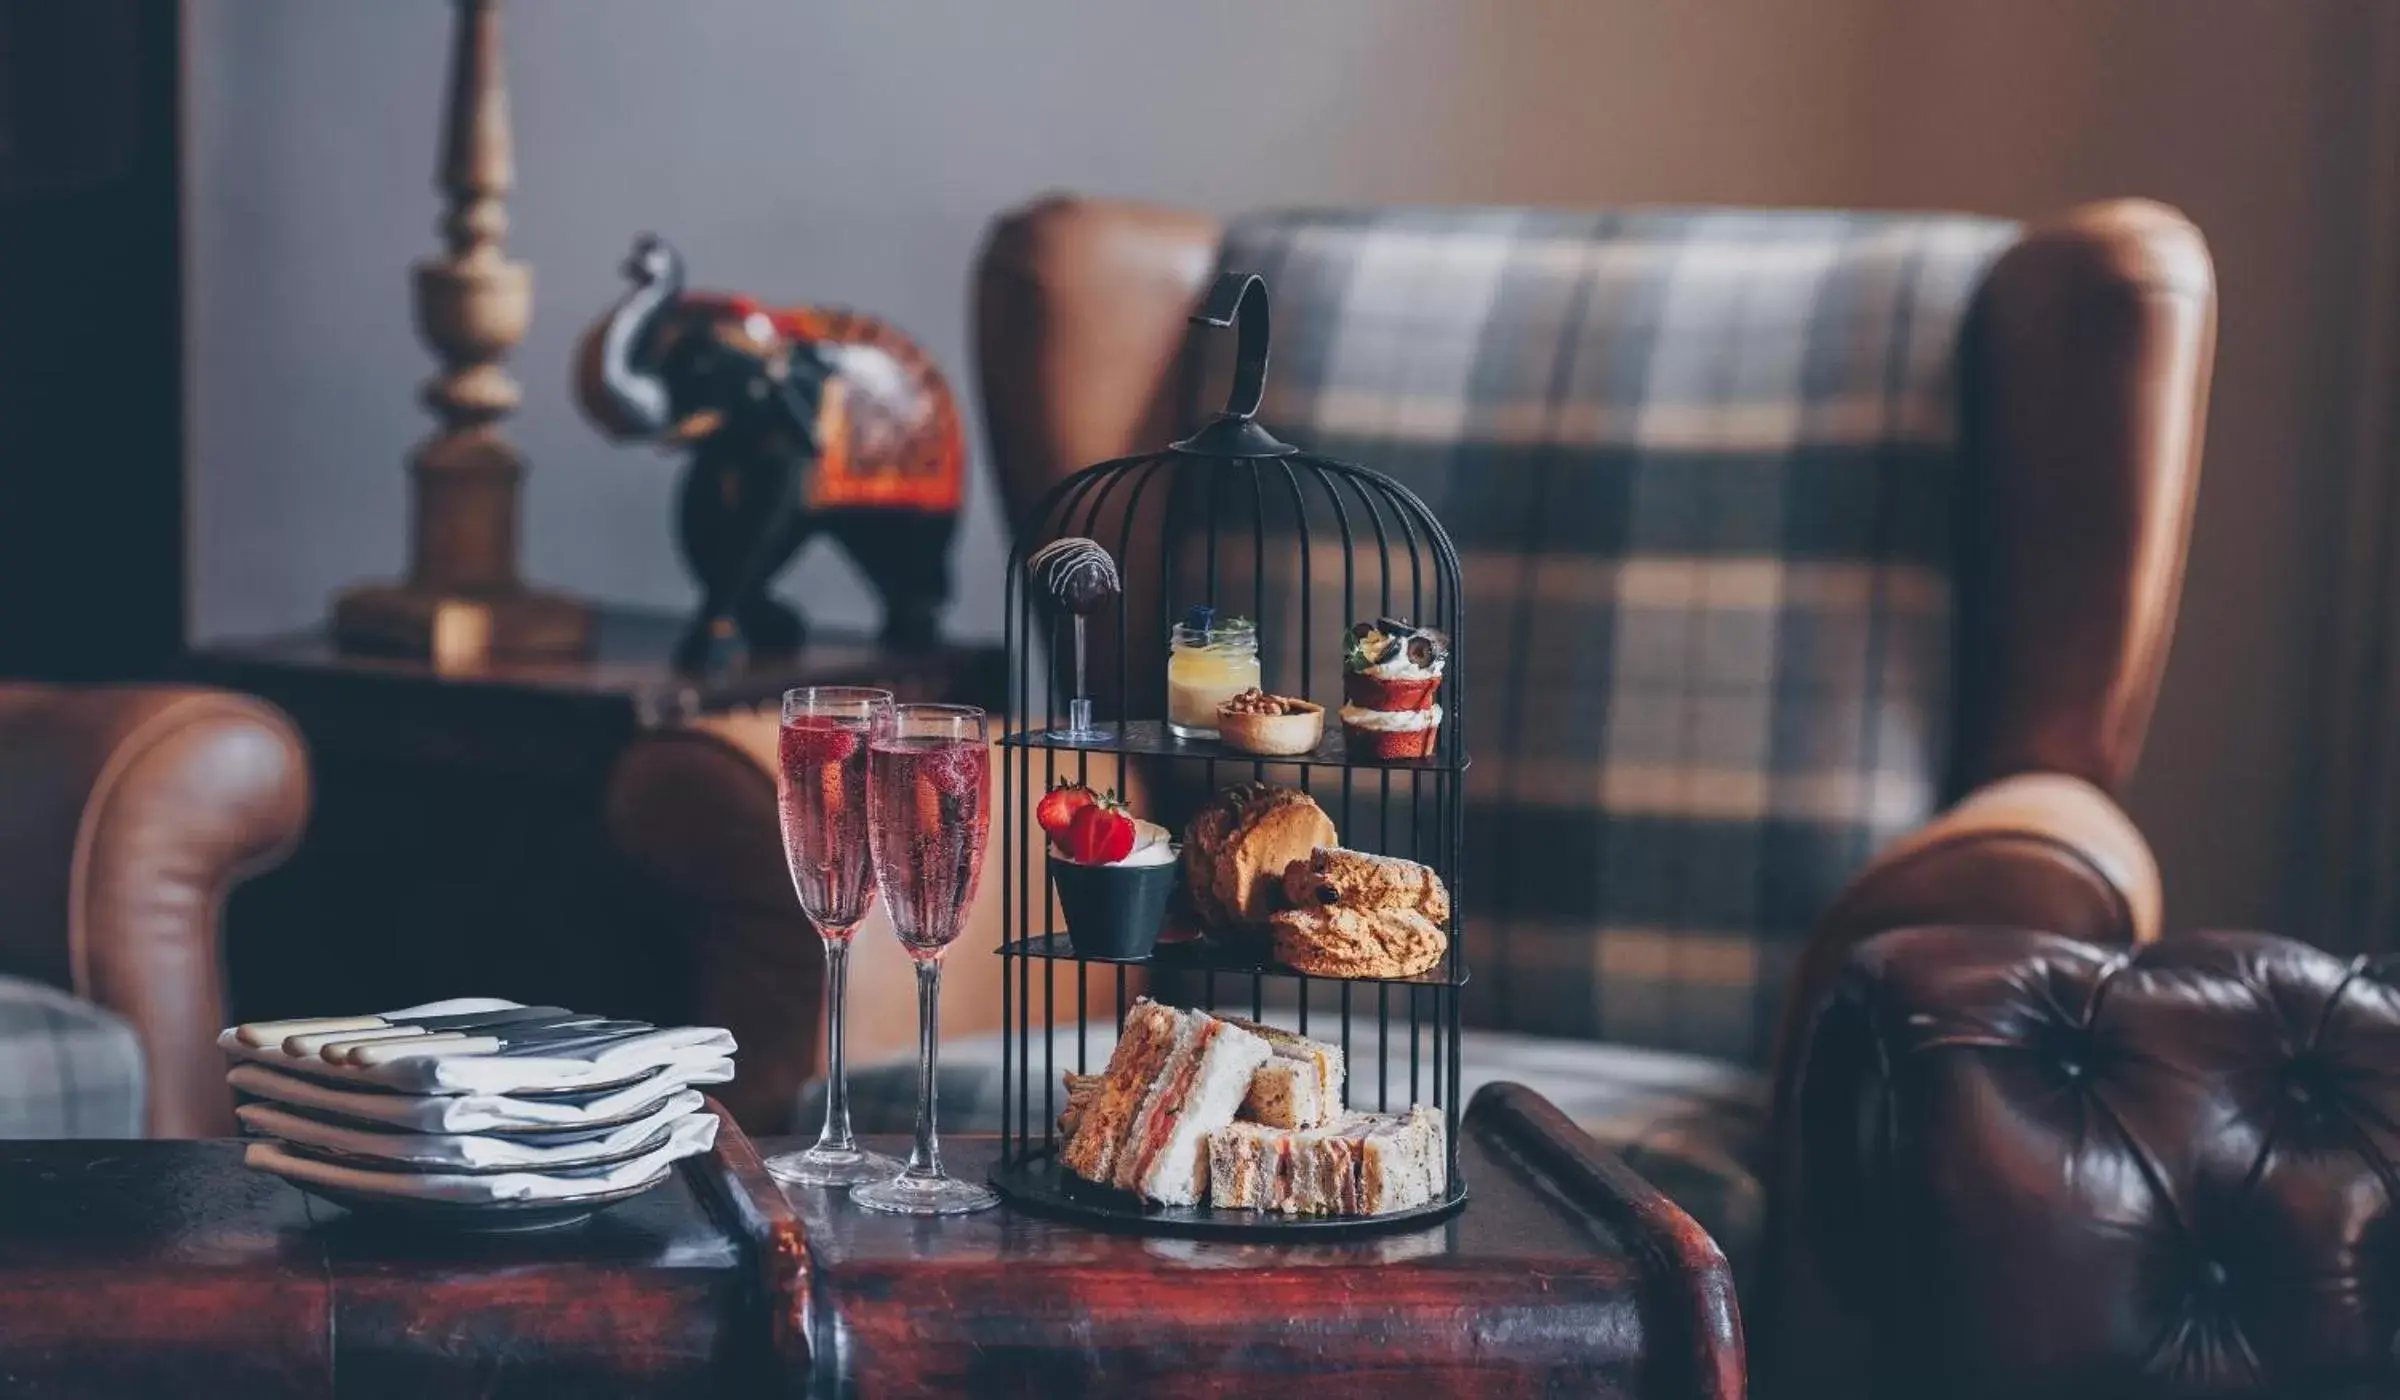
left=1183, top=783, right=1338, bottom=929
left=1270, top=905, right=1449, bottom=979
left=1282, top=847, right=1450, bottom=925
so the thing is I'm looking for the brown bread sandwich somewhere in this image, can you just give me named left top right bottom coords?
left=1208, top=1105, right=1446, bottom=1216
left=1060, top=1000, right=1271, bottom=1206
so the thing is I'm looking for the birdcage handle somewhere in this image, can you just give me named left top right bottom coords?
left=1191, top=271, right=1270, bottom=421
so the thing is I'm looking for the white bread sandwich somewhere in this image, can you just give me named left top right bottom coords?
left=1060, top=1000, right=1271, bottom=1206
left=1219, top=1018, right=1344, bottom=1129
left=1207, top=1105, right=1446, bottom=1216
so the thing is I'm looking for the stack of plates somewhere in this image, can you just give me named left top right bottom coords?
left=219, top=998, right=737, bottom=1230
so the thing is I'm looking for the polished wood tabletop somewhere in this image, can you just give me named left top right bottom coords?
left=0, top=1087, right=1742, bottom=1399
left=742, top=1084, right=1743, bottom=1398
left=0, top=1122, right=760, bottom=1396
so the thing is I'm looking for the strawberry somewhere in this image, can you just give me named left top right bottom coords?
left=1035, top=781, right=1098, bottom=841
left=780, top=716, right=859, bottom=767
left=1060, top=793, right=1136, bottom=865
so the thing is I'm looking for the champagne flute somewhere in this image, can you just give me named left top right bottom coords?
left=766, top=686, right=903, bottom=1187
left=850, top=703, right=999, bottom=1216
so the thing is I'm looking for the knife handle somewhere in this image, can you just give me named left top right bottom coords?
left=347, top=1033, right=502, bottom=1067
left=235, top=1015, right=384, bottom=1048
left=291, top=1025, right=424, bottom=1058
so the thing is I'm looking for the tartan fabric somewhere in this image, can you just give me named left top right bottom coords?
left=816, top=1028, right=1767, bottom=1280
left=0, top=974, right=144, bottom=1138
left=1196, top=208, right=2018, bottom=1064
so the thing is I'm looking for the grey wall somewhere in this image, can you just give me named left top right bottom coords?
left=183, top=0, right=1893, bottom=647
left=186, top=0, right=2391, bottom=937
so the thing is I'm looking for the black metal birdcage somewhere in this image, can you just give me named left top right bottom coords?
left=990, top=271, right=1469, bottom=1238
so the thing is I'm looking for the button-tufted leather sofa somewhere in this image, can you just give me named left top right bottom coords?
left=1775, top=927, right=2400, bottom=1398
left=0, top=686, right=310, bottom=1136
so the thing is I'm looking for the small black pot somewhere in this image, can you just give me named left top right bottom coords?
left=1049, top=853, right=1179, bottom=961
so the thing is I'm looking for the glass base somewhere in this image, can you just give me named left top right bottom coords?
left=766, top=1144, right=903, bottom=1188
left=851, top=1170, right=1001, bottom=1216
left=1037, top=724, right=1114, bottom=746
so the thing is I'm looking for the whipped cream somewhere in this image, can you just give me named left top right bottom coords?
left=1358, top=653, right=1445, bottom=682
left=1340, top=703, right=1444, bottom=733
left=1058, top=819, right=1179, bottom=867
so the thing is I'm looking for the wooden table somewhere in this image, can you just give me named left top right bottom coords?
left=0, top=1088, right=1741, bottom=1398
left=186, top=608, right=1004, bottom=1027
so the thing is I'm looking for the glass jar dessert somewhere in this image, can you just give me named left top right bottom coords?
left=1166, top=607, right=1260, bottom=739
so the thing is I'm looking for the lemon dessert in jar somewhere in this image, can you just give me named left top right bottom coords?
left=1166, top=607, right=1260, bottom=740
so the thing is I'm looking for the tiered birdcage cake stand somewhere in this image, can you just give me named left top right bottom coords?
left=988, top=273, right=1470, bottom=1240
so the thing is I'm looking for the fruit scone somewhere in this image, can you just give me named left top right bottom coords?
left=1269, top=846, right=1452, bottom=979
left=1182, top=782, right=1338, bottom=930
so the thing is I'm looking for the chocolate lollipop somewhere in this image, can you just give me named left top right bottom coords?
left=1028, top=537, right=1122, bottom=616
left=1026, top=537, right=1119, bottom=743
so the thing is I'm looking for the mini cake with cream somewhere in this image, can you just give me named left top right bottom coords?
left=1341, top=619, right=1448, bottom=759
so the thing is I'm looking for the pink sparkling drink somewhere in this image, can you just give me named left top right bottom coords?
left=853, top=702, right=998, bottom=1216
left=766, top=686, right=900, bottom=1189
left=866, top=735, right=989, bottom=956
left=778, top=716, right=875, bottom=934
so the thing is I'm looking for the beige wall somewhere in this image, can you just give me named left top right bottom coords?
left=187, top=0, right=2390, bottom=934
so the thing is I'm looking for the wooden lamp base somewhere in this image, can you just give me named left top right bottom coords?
left=333, top=580, right=593, bottom=667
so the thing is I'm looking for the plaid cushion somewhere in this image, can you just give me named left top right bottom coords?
left=0, top=974, right=144, bottom=1138
left=812, top=1028, right=1767, bottom=1280
left=1193, top=208, right=2019, bottom=1063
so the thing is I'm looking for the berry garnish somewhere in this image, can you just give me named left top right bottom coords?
left=780, top=716, right=859, bottom=765
left=1058, top=791, right=1136, bottom=864
left=1036, top=781, right=1098, bottom=840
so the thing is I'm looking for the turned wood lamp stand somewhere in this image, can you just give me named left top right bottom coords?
left=333, top=0, right=591, bottom=663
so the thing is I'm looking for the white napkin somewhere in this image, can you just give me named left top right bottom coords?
left=236, top=1096, right=715, bottom=1170
left=229, top=1062, right=728, bottom=1133
left=218, top=998, right=737, bottom=1096
left=243, top=1119, right=718, bottom=1204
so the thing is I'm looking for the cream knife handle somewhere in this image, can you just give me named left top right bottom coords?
left=234, top=1015, right=384, bottom=1048
left=316, top=1030, right=457, bottom=1063
left=347, top=1033, right=499, bottom=1067
left=291, top=1026, right=423, bottom=1058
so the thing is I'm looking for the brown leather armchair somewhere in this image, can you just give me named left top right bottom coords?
left=0, top=685, right=310, bottom=1136
left=972, top=194, right=2211, bottom=1382
left=610, top=195, right=2211, bottom=1345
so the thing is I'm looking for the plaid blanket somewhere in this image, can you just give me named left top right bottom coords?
left=0, top=974, right=144, bottom=1138
left=1195, top=208, right=2018, bottom=1064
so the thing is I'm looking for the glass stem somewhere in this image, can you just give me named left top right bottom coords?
left=905, top=955, right=945, bottom=1182
left=813, top=933, right=857, bottom=1155
left=1071, top=613, right=1088, bottom=704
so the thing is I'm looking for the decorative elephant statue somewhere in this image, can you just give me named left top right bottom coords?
left=574, top=234, right=964, bottom=671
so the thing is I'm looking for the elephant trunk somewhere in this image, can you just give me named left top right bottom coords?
left=574, top=235, right=685, bottom=440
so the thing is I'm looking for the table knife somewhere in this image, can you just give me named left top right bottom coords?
left=301, top=1012, right=605, bottom=1060
left=235, top=1005, right=574, bottom=1047
left=343, top=1021, right=653, bottom=1067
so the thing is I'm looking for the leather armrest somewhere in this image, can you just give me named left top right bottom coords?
left=1771, top=772, right=2160, bottom=1076
left=1756, top=773, right=2159, bottom=1387
left=0, top=685, right=310, bottom=1136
